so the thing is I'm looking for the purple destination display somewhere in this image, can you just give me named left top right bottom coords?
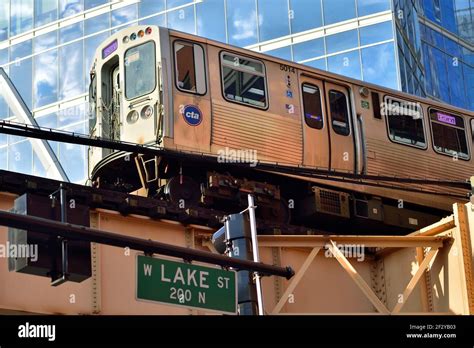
left=436, top=112, right=456, bottom=126
left=102, top=39, right=118, bottom=59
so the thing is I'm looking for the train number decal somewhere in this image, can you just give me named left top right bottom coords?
left=280, top=64, right=296, bottom=74
left=182, top=105, right=203, bottom=126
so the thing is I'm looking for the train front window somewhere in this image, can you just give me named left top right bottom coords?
left=174, top=41, right=206, bottom=95
left=221, top=53, right=267, bottom=109
left=302, top=84, right=323, bottom=129
left=124, top=41, right=156, bottom=100
left=385, top=97, right=426, bottom=149
left=329, top=90, right=350, bottom=136
left=430, top=109, right=469, bottom=160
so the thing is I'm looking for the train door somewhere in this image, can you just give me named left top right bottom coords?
left=324, top=82, right=355, bottom=173
left=172, top=39, right=211, bottom=152
left=300, top=75, right=330, bottom=169
left=111, top=66, right=121, bottom=141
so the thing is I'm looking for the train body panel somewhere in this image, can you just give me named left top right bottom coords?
left=88, top=25, right=474, bottom=231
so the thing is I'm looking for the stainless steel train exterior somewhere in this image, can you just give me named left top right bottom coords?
left=88, top=25, right=474, bottom=232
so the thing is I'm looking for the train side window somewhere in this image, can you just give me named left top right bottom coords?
left=302, top=84, right=323, bottom=129
left=329, top=90, right=350, bottom=136
left=221, top=52, right=267, bottom=109
left=430, top=109, right=469, bottom=160
left=174, top=41, right=206, bottom=95
left=385, top=98, right=426, bottom=149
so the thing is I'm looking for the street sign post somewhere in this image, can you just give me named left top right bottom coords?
left=136, top=255, right=237, bottom=314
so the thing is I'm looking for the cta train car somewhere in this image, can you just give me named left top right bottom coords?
left=88, top=25, right=474, bottom=233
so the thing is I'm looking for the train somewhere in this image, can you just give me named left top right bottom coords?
left=87, top=25, right=474, bottom=234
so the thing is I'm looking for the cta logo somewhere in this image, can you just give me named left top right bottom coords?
left=182, top=105, right=203, bottom=126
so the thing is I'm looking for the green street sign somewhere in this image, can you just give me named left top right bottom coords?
left=136, top=255, right=237, bottom=314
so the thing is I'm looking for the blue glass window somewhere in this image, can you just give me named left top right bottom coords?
left=11, top=0, right=34, bottom=36
left=0, top=147, right=6, bottom=169
left=323, top=0, right=356, bottom=25
left=8, top=141, right=32, bottom=174
left=463, top=47, right=474, bottom=66
left=0, top=92, right=8, bottom=120
left=112, top=4, right=138, bottom=27
left=422, top=0, right=436, bottom=22
left=326, top=29, right=358, bottom=54
left=0, top=48, right=8, bottom=66
left=327, top=50, right=361, bottom=80
left=10, top=40, right=33, bottom=62
left=446, top=59, right=466, bottom=108
left=36, top=112, right=60, bottom=156
left=60, top=22, right=83, bottom=44
left=293, top=38, right=324, bottom=62
left=227, top=0, right=258, bottom=47
left=444, top=37, right=462, bottom=58
left=357, top=0, right=391, bottom=16
left=35, top=0, right=58, bottom=27
left=85, top=13, right=109, bottom=35
left=60, top=121, right=87, bottom=183
left=34, top=30, right=58, bottom=54
left=58, top=103, right=85, bottom=128
left=258, top=0, right=290, bottom=42
left=139, top=0, right=165, bottom=17
left=139, top=14, right=165, bottom=27
left=59, top=41, right=84, bottom=100
left=431, top=30, right=444, bottom=50
left=464, top=64, right=474, bottom=110
left=167, top=6, right=195, bottom=34
left=290, top=0, right=322, bottom=33
left=421, top=43, right=432, bottom=95
left=361, top=42, right=397, bottom=89
left=431, top=46, right=450, bottom=103
left=85, top=32, right=109, bottom=83
left=305, top=58, right=326, bottom=70
left=33, top=152, right=47, bottom=177
left=85, top=0, right=108, bottom=10
left=440, top=0, right=457, bottom=34
left=60, top=0, right=83, bottom=19
left=0, top=1, right=8, bottom=41
left=359, top=21, right=393, bottom=46
left=265, top=46, right=292, bottom=60
left=167, top=0, right=192, bottom=8
left=10, top=57, right=32, bottom=109
left=34, top=49, right=58, bottom=108
left=197, top=0, right=226, bottom=42
left=0, top=66, right=8, bottom=120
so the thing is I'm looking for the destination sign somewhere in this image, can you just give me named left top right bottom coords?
left=102, top=39, right=118, bottom=59
left=436, top=112, right=457, bottom=126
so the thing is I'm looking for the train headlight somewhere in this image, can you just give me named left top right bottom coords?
left=126, top=110, right=139, bottom=124
left=130, top=33, right=137, bottom=41
left=138, top=30, right=145, bottom=38
left=141, top=105, right=154, bottom=119
left=123, top=36, right=129, bottom=44
left=146, top=27, right=153, bottom=35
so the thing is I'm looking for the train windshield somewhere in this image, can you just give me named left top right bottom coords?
left=124, top=41, right=156, bottom=99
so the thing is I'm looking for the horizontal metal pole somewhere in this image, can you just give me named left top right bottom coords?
left=0, top=210, right=294, bottom=279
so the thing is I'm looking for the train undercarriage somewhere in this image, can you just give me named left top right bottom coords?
left=90, top=151, right=447, bottom=235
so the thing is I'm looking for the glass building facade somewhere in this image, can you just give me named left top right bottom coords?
left=0, top=0, right=472, bottom=183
